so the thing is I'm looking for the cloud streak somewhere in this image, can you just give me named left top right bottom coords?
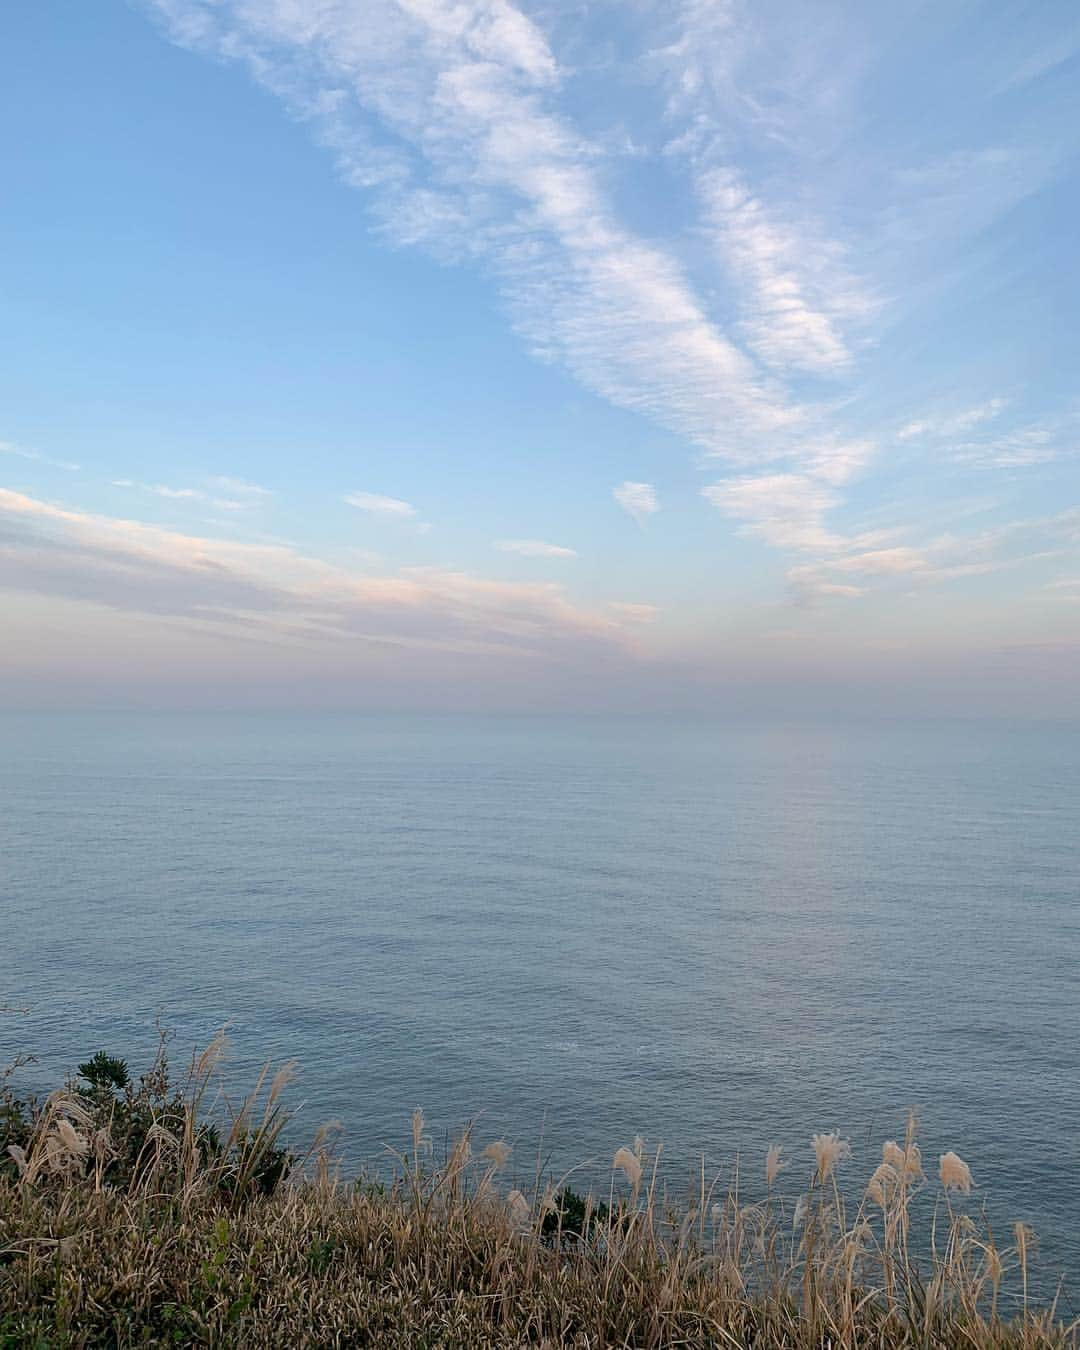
left=112, top=477, right=267, bottom=511
left=897, top=403, right=1071, bottom=468
left=494, top=538, right=577, bottom=558
left=897, top=400, right=1008, bottom=442
left=1, top=440, right=80, bottom=473
left=0, top=488, right=644, bottom=664
left=344, top=491, right=417, bottom=519
left=137, top=0, right=1080, bottom=632
left=140, top=0, right=892, bottom=588
left=614, top=481, right=659, bottom=526
left=953, top=425, right=1063, bottom=469
left=698, top=168, right=870, bottom=375
left=146, top=0, right=808, bottom=466
left=703, top=473, right=842, bottom=554
left=784, top=512, right=1080, bottom=605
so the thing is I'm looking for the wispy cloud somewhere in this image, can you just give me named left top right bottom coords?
left=207, top=475, right=272, bottom=498
left=141, top=0, right=877, bottom=583
left=700, top=429, right=877, bottom=558
left=885, top=148, right=1057, bottom=254
left=0, top=487, right=635, bottom=662
left=697, top=168, right=871, bottom=375
left=609, top=601, right=658, bottom=624
left=997, top=26, right=1080, bottom=93
left=897, top=403, right=1070, bottom=468
left=145, top=0, right=806, bottom=465
left=1046, top=577, right=1080, bottom=598
left=785, top=513, right=1080, bottom=605
left=1, top=440, right=80, bottom=472
left=953, top=424, right=1064, bottom=469
left=703, top=473, right=842, bottom=554
left=650, top=0, right=1079, bottom=598
left=613, top=481, right=659, bottom=526
left=150, top=484, right=205, bottom=500
left=897, top=400, right=1008, bottom=441
left=494, top=538, right=577, bottom=558
left=139, top=0, right=1079, bottom=627
left=344, top=491, right=417, bottom=519
left=113, top=478, right=267, bottom=511
left=803, top=438, right=875, bottom=486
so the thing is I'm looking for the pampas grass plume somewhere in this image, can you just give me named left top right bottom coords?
left=765, top=1143, right=786, bottom=1188
left=811, top=1131, right=852, bottom=1183
left=411, top=1107, right=431, bottom=1157
left=866, top=1161, right=899, bottom=1207
left=506, top=1189, right=531, bottom=1229
left=614, top=1145, right=642, bottom=1188
left=55, top=1119, right=87, bottom=1159
left=481, top=1140, right=512, bottom=1170
left=939, top=1150, right=973, bottom=1193
left=883, top=1139, right=923, bottom=1180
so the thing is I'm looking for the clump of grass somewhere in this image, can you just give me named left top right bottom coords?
left=0, top=1036, right=1076, bottom=1348
left=2, top=1029, right=294, bottom=1201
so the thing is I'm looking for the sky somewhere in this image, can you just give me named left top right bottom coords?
left=2, top=0, right=1079, bottom=715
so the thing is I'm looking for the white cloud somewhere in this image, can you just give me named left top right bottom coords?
left=954, top=424, right=1062, bottom=468
left=344, top=491, right=417, bottom=519
left=609, top=601, right=658, bottom=624
left=803, top=438, right=874, bottom=486
left=0, top=487, right=631, bottom=662
left=783, top=513, right=1080, bottom=605
left=145, top=0, right=804, bottom=464
left=702, top=461, right=1080, bottom=606
left=1, top=440, right=80, bottom=472
left=698, top=168, right=871, bottom=375
left=613, top=481, right=659, bottom=525
left=208, top=475, right=273, bottom=498
left=110, top=477, right=272, bottom=508
left=138, top=0, right=1077, bottom=623
left=831, top=547, right=928, bottom=577
left=887, top=149, right=1056, bottom=254
left=702, top=473, right=842, bottom=553
left=140, top=0, right=890, bottom=591
left=897, top=399, right=1008, bottom=441
left=997, top=29, right=1080, bottom=93
left=494, top=538, right=577, bottom=558
left=785, top=568, right=865, bottom=603
left=897, top=403, right=1069, bottom=468
left=150, top=485, right=205, bottom=500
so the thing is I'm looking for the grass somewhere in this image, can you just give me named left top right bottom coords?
left=1, top=1032, right=1076, bottom=1348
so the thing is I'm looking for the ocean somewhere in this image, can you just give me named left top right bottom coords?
left=2, top=712, right=1078, bottom=1287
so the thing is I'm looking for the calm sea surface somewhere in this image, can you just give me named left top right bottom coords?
left=2, top=713, right=1078, bottom=1287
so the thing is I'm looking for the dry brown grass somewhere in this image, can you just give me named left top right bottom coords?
left=1, top=1036, right=1076, bottom=1348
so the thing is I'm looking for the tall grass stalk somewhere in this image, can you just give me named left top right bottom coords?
left=1, top=1035, right=1076, bottom=1347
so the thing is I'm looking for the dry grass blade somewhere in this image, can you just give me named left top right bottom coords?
left=0, top=1042, right=1074, bottom=1348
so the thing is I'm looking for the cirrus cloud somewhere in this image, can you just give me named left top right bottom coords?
left=344, top=491, right=417, bottom=519
left=0, top=488, right=633, bottom=666
left=613, top=481, right=659, bottom=525
left=494, top=538, right=577, bottom=558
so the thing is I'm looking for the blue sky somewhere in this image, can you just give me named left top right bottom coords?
left=2, top=0, right=1078, bottom=713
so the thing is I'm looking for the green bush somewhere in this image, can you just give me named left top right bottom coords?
left=3, top=1041, right=293, bottom=1201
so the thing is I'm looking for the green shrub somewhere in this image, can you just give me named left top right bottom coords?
left=540, top=1186, right=615, bottom=1246
left=4, top=1039, right=292, bottom=1202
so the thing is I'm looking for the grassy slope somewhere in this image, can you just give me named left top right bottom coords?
left=1, top=1039, right=1076, bottom=1348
